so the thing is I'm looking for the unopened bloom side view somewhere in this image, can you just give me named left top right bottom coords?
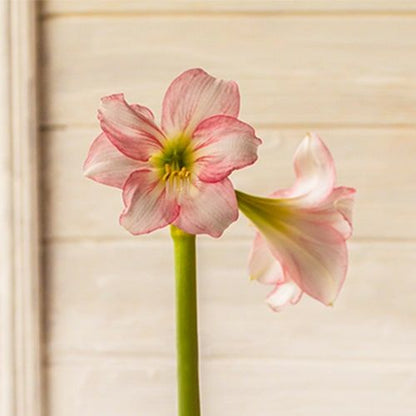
left=236, top=133, right=356, bottom=311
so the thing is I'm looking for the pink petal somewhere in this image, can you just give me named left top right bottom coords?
left=120, top=169, right=179, bottom=235
left=273, top=133, right=336, bottom=206
left=98, top=93, right=165, bottom=161
left=333, top=186, right=356, bottom=238
left=130, top=103, right=155, bottom=121
left=237, top=132, right=355, bottom=309
left=249, top=233, right=284, bottom=284
left=263, top=219, right=348, bottom=306
left=192, top=115, right=262, bottom=182
left=83, top=133, right=143, bottom=188
left=161, top=68, right=240, bottom=137
left=266, top=282, right=303, bottom=312
left=173, top=178, right=238, bottom=238
left=310, top=186, right=356, bottom=239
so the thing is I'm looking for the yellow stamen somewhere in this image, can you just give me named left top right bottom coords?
left=162, top=163, right=191, bottom=183
left=178, top=167, right=188, bottom=178
left=162, top=164, right=171, bottom=181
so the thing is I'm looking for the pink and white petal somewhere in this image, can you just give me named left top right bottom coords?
left=237, top=190, right=350, bottom=306
left=272, top=133, right=336, bottom=206
left=192, top=115, right=262, bottom=182
left=304, top=186, right=356, bottom=239
left=249, top=233, right=284, bottom=284
left=98, top=93, right=165, bottom=161
left=120, top=169, right=179, bottom=235
left=263, top=219, right=348, bottom=306
left=173, top=178, right=238, bottom=238
left=83, top=133, right=143, bottom=188
left=333, top=186, right=356, bottom=237
left=161, top=68, right=240, bottom=137
left=266, top=281, right=303, bottom=312
left=130, top=103, right=155, bottom=120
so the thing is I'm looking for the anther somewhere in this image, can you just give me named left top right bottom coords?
left=162, top=164, right=171, bottom=181
left=162, top=164, right=191, bottom=183
left=178, top=167, right=188, bottom=178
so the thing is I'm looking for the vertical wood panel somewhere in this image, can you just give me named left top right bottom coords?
left=0, top=1, right=43, bottom=416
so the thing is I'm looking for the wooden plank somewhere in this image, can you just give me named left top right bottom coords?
left=41, top=0, right=416, bottom=15
left=0, top=2, right=44, bottom=416
left=46, top=357, right=416, bottom=416
left=41, top=16, right=416, bottom=127
left=44, top=240, right=416, bottom=361
left=42, top=127, right=416, bottom=240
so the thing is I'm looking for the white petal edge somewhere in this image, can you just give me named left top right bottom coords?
left=83, top=133, right=142, bottom=188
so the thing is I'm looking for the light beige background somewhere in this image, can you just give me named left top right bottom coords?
left=40, top=1, right=416, bottom=415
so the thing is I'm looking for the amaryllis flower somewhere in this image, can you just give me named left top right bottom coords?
left=236, top=134, right=355, bottom=311
left=84, top=68, right=261, bottom=237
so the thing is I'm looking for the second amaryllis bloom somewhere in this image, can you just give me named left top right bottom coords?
left=236, top=134, right=356, bottom=311
left=84, top=68, right=261, bottom=237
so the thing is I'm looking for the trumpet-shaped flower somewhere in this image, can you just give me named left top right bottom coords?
left=236, top=134, right=355, bottom=310
left=84, top=68, right=261, bottom=237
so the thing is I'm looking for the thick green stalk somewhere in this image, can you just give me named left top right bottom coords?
left=170, top=225, right=201, bottom=416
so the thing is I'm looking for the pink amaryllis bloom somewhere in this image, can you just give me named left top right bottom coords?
left=84, top=68, right=261, bottom=237
left=236, top=133, right=356, bottom=311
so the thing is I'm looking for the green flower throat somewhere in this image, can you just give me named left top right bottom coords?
left=151, top=136, right=194, bottom=182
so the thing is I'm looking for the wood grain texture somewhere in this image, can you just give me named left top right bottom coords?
left=43, top=127, right=416, bottom=240
left=45, top=240, right=416, bottom=361
left=0, top=2, right=43, bottom=416
left=40, top=4, right=416, bottom=416
left=40, top=16, right=416, bottom=127
left=46, top=357, right=416, bottom=416
left=41, top=0, right=416, bottom=14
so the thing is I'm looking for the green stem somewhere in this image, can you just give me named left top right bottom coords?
left=171, top=225, right=201, bottom=416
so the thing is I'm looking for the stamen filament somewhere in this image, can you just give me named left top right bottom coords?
left=162, top=163, right=172, bottom=181
left=163, top=163, right=191, bottom=183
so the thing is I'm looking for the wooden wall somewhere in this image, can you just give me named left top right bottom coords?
left=40, top=1, right=416, bottom=415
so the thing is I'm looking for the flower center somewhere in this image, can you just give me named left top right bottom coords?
left=151, top=136, right=194, bottom=185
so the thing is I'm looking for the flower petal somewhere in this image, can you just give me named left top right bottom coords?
left=130, top=103, right=155, bottom=121
left=237, top=190, right=349, bottom=306
left=266, top=282, right=303, bottom=312
left=161, top=68, right=240, bottom=137
left=310, top=186, right=356, bottom=239
left=120, top=169, right=179, bottom=235
left=273, top=133, right=336, bottom=206
left=173, top=178, right=238, bottom=237
left=98, top=93, right=165, bottom=161
left=333, top=186, right=356, bottom=238
left=83, top=133, right=143, bottom=188
left=192, top=115, right=262, bottom=182
left=249, top=233, right=284, bottom=284
left=263, top=219, right=348, bottom=305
